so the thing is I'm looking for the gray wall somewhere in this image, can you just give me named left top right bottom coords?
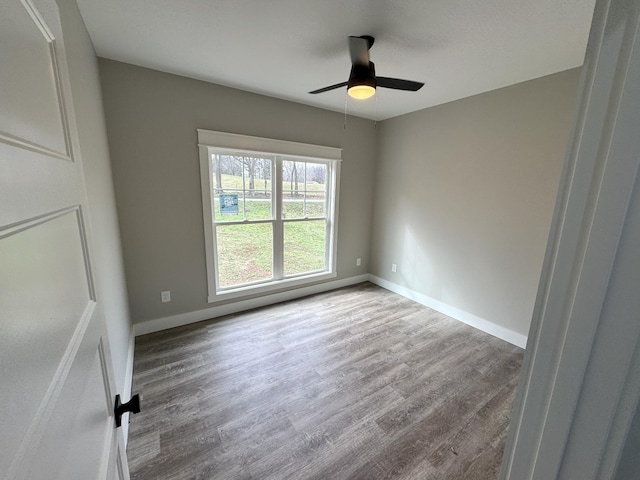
left=98, top=59, right=377, bottom=324
left=371, top=69, right=581, bottom=337
left=56, top=0, right=132, bottom=394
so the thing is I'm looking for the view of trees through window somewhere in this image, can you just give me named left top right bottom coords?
left=211, top=154, right=329, bottom=289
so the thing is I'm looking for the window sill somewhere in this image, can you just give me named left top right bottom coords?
left=207, top=270, right=337, bottom=303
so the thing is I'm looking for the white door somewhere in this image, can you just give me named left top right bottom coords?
left=0, top=0, right=130, bottom=479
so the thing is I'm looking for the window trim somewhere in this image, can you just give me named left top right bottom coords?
left=198, top=129, right=342, bottom=303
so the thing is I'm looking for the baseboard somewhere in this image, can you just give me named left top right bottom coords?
left=367, top=274, right=527, bottom=349
left=133, top=274, right=370, bottom=336
left=132, top=273, right=527, bottom=348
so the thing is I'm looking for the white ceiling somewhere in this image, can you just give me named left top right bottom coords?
left=75, top=0, right=596, bottom=121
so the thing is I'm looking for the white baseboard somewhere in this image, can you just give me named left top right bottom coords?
left=133, top=274, right=370, bottom=336
left=367, top=274, right=527, bottom=349
left=132, top=273, right=527, bottom=349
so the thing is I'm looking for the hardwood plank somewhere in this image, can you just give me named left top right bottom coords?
left=126, top=282, right=523, bottom=479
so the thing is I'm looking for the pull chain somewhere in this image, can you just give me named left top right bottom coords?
left=374, top=93, right=378, bottom=128
left=344, top=91, right=348, bottom=130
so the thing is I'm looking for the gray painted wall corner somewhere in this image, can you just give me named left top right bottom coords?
left=371, top=68, right=582, bottom=337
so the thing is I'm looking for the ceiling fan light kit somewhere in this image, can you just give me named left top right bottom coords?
left=348, top=84, right=376, bottom=99
left=310, top=35, right=424, bottom=99
left=347, top=62, right=377, bottom=99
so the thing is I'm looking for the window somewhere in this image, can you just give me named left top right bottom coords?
left=198, top=130, right=341, bottom=301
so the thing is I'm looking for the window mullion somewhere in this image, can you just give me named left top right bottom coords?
left=303, top=162, right=307, bottom=218
left=241, top=156, right=247, bottom=220
left=273, top=156, right=284, bottom=279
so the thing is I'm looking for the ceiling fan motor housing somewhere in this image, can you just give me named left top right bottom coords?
left=348, top=61, right=377, bottom=89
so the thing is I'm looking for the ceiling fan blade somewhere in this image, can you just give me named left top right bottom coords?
left=348, top=36, right=371, bottom=66
left=377, top=77, right=425, bottom=91
left=308, top=81, right=348, bottom=94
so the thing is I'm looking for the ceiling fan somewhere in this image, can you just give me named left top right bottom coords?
left=309, top=35, right=424, bottom=100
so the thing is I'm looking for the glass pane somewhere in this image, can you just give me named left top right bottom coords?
left=282, top=197, right=304, bottom=218
left=212, top=154, right=243, bottom=189
left=306, top=163, right=327, bottom=217
left=216, top=223, right=273, bottom=288
left=306, top=191, right=326, bottom=217
left=243, top=157, right=271, bottom=204
left=306, top=163, right=327, bottom=185
left=283, top=220, right=326, bottom=276
left=282, top=160, right=328, bottom=219
left=243, top=194, right=272, bottom=221
left=282, top=160, right=305, bottom=218
left=212, top=154, right=272, bottom=221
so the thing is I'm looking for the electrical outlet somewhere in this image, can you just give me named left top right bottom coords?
left=356, top=258, right=361, bottom=266
left=161, top=290, right=171, bottom=303
left=391, top=263, right=397, bottom=273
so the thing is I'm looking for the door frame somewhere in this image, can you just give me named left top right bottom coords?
left=500, top=0, right=640, bottom=478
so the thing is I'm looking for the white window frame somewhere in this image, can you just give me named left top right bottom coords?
left=198, top=129, right=342, bottom=303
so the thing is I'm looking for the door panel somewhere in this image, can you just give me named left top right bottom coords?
left=0, top=208, right=93, bottom=473
left=25, top=337, right=115, bottom=480
left=0, top=0, right=70, bottom=158
left=0, top=0, right=129, bottom=478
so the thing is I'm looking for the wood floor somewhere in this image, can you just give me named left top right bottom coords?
left=127, top=282, right=523, bottom=480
